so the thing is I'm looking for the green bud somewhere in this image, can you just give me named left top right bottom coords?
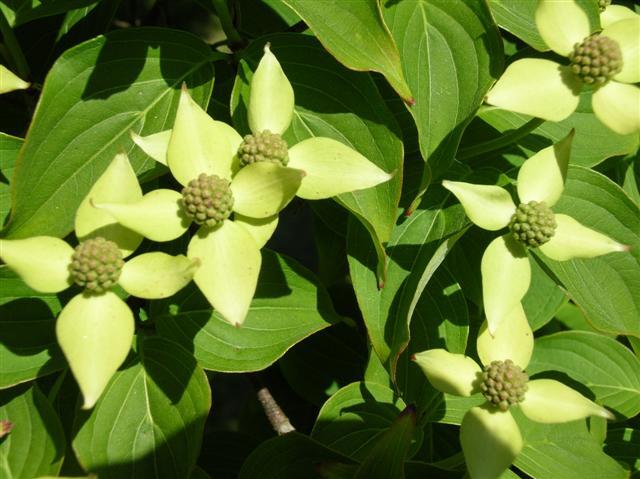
left=569, top=34, right=623, bottom=86
left=509, top=200, right=557, bottom=248
left=181, top=173, right=234, bottom=227
left=480, top=359, right=528, bottom=412
left=238, top=130, right=289, bottom=168
left=70, top=237, right=124, bottom=293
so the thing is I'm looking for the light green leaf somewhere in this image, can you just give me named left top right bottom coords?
left=282, top=0, right=412, bottom=102
left=232, top=33, right=403, bottom=280
left=75, top=152, right=143, bottom=257
left=540, top=213, right=628, bottom=261
left=0, top=385, right=65, bottom=477
left=0, top=236, right=73, bottom=293
left=187, top=221, right=261, bottom=326
left=2, top=28, right=214, bottom=239
left=94, top=188, right=190, bottom=243
left=535, top=165, right=640, bottom=337
left=73, top=337, right=210, bottom=478
left=56, top=292, right=134, bottom=409
left=168, top=86, right=234, bottom=186
left=517, top=131, right=573, bottom=207
left=481, top=234, right=531, bottom=335
left=520, top=379, right=613, bottom=423
left=487, top=0, right=547, bottom=51
left=527, top=331, right=640, bottom=418
left=0, top=133, right=22, bottom=226
left=535, top=0, right=591, bottom=56
left=382, top=0, right=503, bottom=182
left=247, top=44, right=294, bottom=135
left=0, top=0, right=99, bottom=26
left=231, top=162, right=303, bottom=217
left=486, top=59, right=580, bottom=122
left=119, top=252, right=197, bottom=299
left=288, top=137, right=393, bottom=200
left=460, top=406, right=523, bottom=479
left=591, top=81, right=640, bottom=135
left=477, top=303, right=533, bottom=370
left=412, top=349, right=480, bottom=397
left=154, top=250, right=338, bottom=372
left=513, top=410, right=627, bottom=479
left=312, top=382, right=421, bottom=462
left=0, top=65, right=29, bottom=94
left=442, top=180, right=515, bottom=231
left=0, top=266, right=65, bottom=388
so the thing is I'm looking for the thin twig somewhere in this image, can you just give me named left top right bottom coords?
left=255, top=384, right=295, bottom=435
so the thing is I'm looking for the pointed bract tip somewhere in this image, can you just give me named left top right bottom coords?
left=378, top=279, right=385, bottom=289
left=601, top=408, right=616, bottom=421
left=180, top=82, right=189, bottom=93
left=405, top=97, right=416, bottom=107
left=263, top=42, right=272, bottom=54
left=409, top=354, right=416, bottom=361
left=403, top=208, right=414, bottom=217
left=81, top=396, right=98, bottom=410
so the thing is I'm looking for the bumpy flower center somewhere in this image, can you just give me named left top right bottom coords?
left=70, top=237, right=124, bottom=293
left=509, top=201, right=557, bottom=248
left=598, top=0, right=611, bottom=12
left=238, top=130, right=288, bottom=167
left=181, top=173, right=234, bottom=227
left=569, top=34, right=623, bottom=86
left=481, top=359, right=529, bottom=412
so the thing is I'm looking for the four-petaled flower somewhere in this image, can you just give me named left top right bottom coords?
left=486, top=0, right=640, bottom=135
left=443, top=131, right=627, bottom=334
left=413, top=304, right=614, bottom=479
left=0, top=154, right=198, bottom=408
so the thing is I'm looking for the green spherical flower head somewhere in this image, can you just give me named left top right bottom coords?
left=181, top=173, right=234, bottom=227
left=569, top=34, right=623, bottom=86
left=481, top=359, right=529, bottom=412
left=238, top=130, right=288, bottom=168
left=509, top=200, right=557, bottom=248
left=70, top=237, right=124, bottom=293
left=598, top=0, right=611, bottom=12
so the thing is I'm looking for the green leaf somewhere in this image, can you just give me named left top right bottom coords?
left=526, top=331, right=640, bottom=419
left=347, top=187, right=467, bottom=379
left=231, top=33, right=403, bottom=279
left=73, top=337, right=211, bottom=478
left=312, top=382, right=422, bottom=462
left=477, top=108, right=639, bottom=168
left=0, top=266, right=65, bottom=389
left=354, top=406, right=417, bottom=479
left=381, top=0, right=503, bottom=186
left=513, top=410, right=627, bottom=479
left=536, top=166, right=640, bottom=337
left=0, top=133, right=22, bottom=226
left=154, top=249, right=339, bottom=372
left=521, top=257, right=567, bottom=331
left=0, top=0, right=99, bottom=26
left=604, top=428, right=640, bottom=474
left=239, top=432, right=355, bottom=479
left=487, top=0, right=600, bottom=52
left=282, top=0, right=412, bottom=101
left=3, top=27, right=215, bottom=240
left=0, top=384, right=65, bottom=477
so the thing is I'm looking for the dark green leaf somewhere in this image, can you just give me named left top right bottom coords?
left=536, top=166, right=640, bottom=337
left=0, top=133, right=21, bottom=226
left=0, top=266, right=65, bottom=388
left=527, top=331, right=640, bottom=419
left=3, top=27, right=215, bottom=239
left=283, top=0, right=412, bottom=101
left=154, top=250, right=339, bottom=372
left=73, top=337, right=211, bottom=478
left=238, top=432, right=355, bottom=479
left=0, top=384, right=65, bottom=477
left=231, top=33, right=403, bottom=280
left=0, top=0, right=99, bottom=26
left=382, top=0, right=503, bottom=190
left=604, top=428, right=640, bottom=474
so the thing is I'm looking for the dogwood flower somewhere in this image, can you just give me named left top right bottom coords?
left=486, top=0, right=640, bottom=135
left=0, top=65, right=29, bottom=94
left=131, top=44, right=393, bottom=246
left=599, top=0, right=638, bottom=28
left=95, top=86, right=304, bottom=327
left=443, top=131, right=627, bottom=333
left=0, top=154, right=197, bottom=408
left=413, top=304, right=614, bottom=479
